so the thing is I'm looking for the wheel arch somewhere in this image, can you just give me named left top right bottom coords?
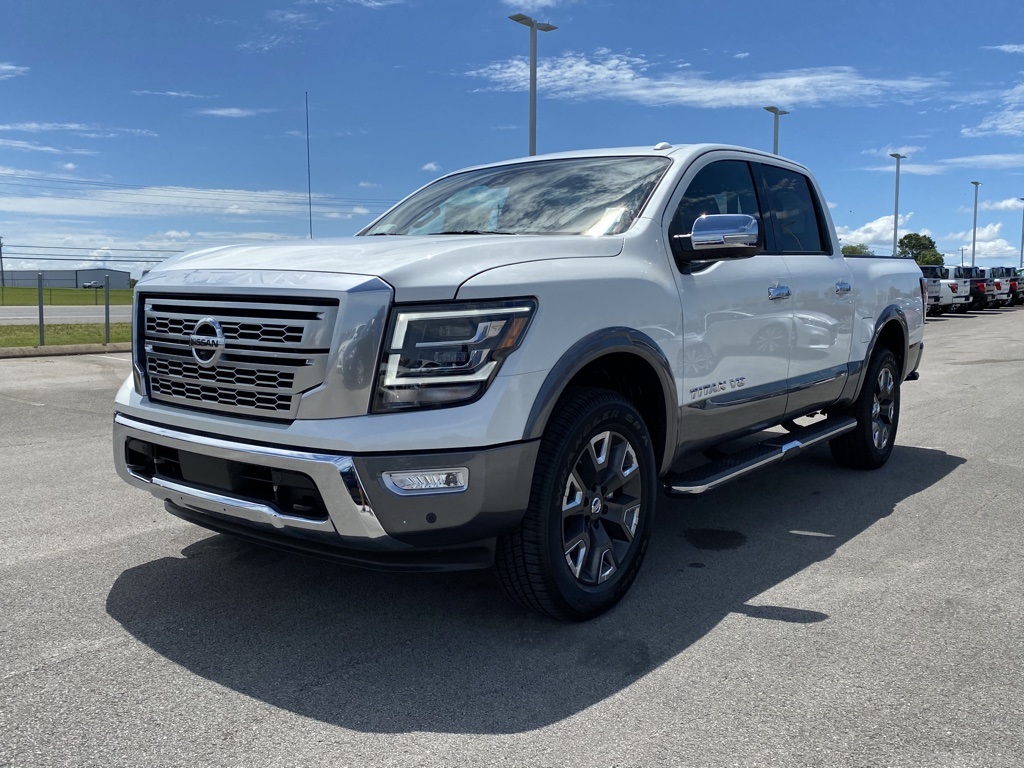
left=836, top=305, right=910, bottom=408
left=523, top=328, right=678, bottom=476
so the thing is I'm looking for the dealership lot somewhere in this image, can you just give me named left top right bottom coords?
left=1, top=310, right=1022, bottom=768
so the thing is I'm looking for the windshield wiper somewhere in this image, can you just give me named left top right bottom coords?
left=434, top=230, right=516, bottom=235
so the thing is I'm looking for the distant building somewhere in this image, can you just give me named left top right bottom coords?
left=0, top=268, right=131, bottom=289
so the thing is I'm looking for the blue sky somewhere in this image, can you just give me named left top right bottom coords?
left=3, top=0, right=1024, bottom=275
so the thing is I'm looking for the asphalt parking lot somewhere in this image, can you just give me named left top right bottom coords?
left=1, top=309, right=1022, bottom=768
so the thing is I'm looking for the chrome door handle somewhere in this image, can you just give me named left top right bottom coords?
left=835, top=281, right=853, bottom=295
left=768, top=286, right=791, bottom=301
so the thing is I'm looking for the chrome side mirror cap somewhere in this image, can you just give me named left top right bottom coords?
left=672, top=214, right=759, bottom=263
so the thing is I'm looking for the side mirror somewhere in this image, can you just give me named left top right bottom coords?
left=671, top=214, right=759, bottom=264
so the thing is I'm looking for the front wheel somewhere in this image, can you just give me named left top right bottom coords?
left=829, top=348, right=901, bottom=470
left=494, top=388, right=657, bottom=621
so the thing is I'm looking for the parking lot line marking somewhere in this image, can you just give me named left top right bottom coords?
left=0, top=392, right=45, bottom=407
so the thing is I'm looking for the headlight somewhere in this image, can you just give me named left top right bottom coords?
left=373, top=299, right=537, bottom=412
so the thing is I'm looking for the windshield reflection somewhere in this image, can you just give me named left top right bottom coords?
left=361, top=157, right=671, bottom=237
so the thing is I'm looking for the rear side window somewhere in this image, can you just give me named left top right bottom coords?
left=668, top=160, right=763, bottom=246
left=760, top=165, right=828, bottom=254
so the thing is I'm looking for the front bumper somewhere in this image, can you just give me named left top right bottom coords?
left=113, top=413, right=540, bottom=570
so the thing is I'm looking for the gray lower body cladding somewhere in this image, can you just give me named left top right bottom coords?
left=114, top=413, right=540, bottom=571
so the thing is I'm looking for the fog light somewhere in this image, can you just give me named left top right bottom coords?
left=383, top=468, right=469, bottom=495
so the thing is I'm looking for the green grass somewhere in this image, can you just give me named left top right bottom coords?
left=0, top=286, right=133, bottom=306
left=0, top=323, right=132, bottom=348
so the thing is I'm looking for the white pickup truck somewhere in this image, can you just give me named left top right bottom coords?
left=113, top=143, right=925, bottom=620
left=920, top=265, right=970, bottom=314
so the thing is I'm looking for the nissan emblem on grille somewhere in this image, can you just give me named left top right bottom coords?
left=189, top=317, right=226, bottom=368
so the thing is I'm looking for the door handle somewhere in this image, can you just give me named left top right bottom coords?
left=835, top=281, right=853, bottom=295
left=768, top=285, right=791, bottom=301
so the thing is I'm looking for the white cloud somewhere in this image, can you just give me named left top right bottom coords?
left=983, top=44, right=1024, bottom=54
left=132, top=90, right=212, bottom=98
left=268, top=10, right=321, bottom=27
left=0, top=122, right=158, bottom=138
left=733, top=52, right=750, bottom=59
left=962, top=82, right=1024, bottom=137
left=239, top=34, right=293, bottom=53
left=62, top=163, right=78, bottom=171
left=865, top=152, right=1024, bottom=176
left=835, top=213, right=923, bottom=253
left=299, top=0, right=406, bottom=7
left=861, top=145, right=924, bottom=158
left=0, top=180, right=387, bottom=225
left=0, top=139, right=97, bottom=155
left=945, top=223, right=1004, bottom=241
left=358, top=181, right=381, bottom=187
left=0, top=122, right=91, bottom=132
left=499, top=0, right=561, bottom=11
left=941, top=153, right=1024, bottom=169
left=197, top=107, right=275, bottom=118
left=0, top=62, right=29, bottom=80
left=863, top=162, right=946, bottom=176
left=421, top=162, right=441, bottom=172
left=970, top=198, right=1024, bottom=212
left=469, top=52, right=940, bottom=108
left=324, top=205, right=372, bottom=219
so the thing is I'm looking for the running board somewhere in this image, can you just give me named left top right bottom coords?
left=664, top=416, right=858, bottom=496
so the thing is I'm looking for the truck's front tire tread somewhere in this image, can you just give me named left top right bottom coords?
left=494, top=387, right=656, bottom=621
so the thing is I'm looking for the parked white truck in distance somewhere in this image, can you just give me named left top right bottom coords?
left=113, top=143, right=925, bottom=620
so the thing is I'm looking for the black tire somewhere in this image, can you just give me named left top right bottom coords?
left=829, top=348, right=900, bottom=470
left=494, top=388, right=657, bottom=621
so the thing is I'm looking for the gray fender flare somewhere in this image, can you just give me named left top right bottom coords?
left=522, top=327, right=678, bottom=476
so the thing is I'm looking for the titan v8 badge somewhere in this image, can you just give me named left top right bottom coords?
left=689, top=376, right=745, bottom=400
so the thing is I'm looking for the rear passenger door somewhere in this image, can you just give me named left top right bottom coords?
left=755, top=162, right=855, bottom=416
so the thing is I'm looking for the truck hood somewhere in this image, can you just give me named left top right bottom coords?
left=146, top=235, right=624, bottom=302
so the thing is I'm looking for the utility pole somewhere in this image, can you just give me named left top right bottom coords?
left=0, top=235, right=5, bottom=288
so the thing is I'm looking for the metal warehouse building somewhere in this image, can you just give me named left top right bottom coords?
left=0, top=268, right=132, bottom=289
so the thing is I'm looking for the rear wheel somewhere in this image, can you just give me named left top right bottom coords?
left=829, top=348, right=900, bottom=469
left=494, top=388, right=657, bottom=621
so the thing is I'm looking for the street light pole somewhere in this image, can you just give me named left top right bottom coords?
left=509, top=13, right=557, bottom=156
left=1019, top=197, right=1024, bottom=270
left=970, top=181, right=982, bottom=267
left=890, top=153, right=907, bottom=257
left=763, top=106, right=789, bottom=154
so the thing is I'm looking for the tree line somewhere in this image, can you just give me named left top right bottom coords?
left=841, top=234, right=943, bottom=265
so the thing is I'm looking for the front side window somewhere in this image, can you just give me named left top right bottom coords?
left=669, top=160, right=761, bottom=241
left=760, top=165, right=828, bottom=254
left=361, top=156, right=671, bottom=237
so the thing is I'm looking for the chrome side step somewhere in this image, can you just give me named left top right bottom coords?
left=664, top=416, right=858, bottom=496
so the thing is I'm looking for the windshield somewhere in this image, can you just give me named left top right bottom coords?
left=361, top=156, right=671, bottom=237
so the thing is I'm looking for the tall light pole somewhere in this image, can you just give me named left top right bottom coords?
left=764, top=106, right=789, bottom=154
left=509, top=13, right=557, bottom=157
left=1019, top=197, right=1024, bottom=270
left=890, top=153, right=907, bottom=257
left=970, top=181, right=982, bottom=267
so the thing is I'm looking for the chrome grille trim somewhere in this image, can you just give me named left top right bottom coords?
left=140, top=294, right=339, bottom=420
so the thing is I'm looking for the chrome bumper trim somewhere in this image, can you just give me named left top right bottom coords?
left=113, top=412, right=395, bottom=546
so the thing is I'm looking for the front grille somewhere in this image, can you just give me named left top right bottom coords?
left=139, top=294, right=339, bottom=420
